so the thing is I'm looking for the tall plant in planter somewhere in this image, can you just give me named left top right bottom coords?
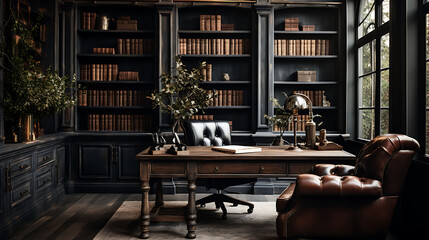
left=148, top=56, right=215, bottom=142
left=1, top=4, right=76, bottom=141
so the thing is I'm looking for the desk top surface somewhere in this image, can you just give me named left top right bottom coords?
left=137, top=146, right=356, bottom=162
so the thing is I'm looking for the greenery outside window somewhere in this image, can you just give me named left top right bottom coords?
left=424, top=2, right=429, bottom=154
left=357, top=0, right=390, bottom=140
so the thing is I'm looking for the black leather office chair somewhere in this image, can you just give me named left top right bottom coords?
left=183, top=120, right=255, bottom=219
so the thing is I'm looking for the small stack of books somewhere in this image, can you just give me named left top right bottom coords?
left=80, top=64, right=119, bottom=81
left=302, top=25, right=316, bottom=31
left=285, top=17, right=299, bottom=31
left=81, top=12, right=96, bottom=30
left=88, top=114, right=152, bottom=132
left=200, top=15, right=221, bottom=31
left=221, top=24, right=234, bottom=31
left=201, top=64, right=212, bottom=81
left=93, top=47, right=115, bottom=54
left=274, top=39, right=331, bottom=56
left=179, top=38, right=251, bottom=55
left=117, top=38, right=153, bottom=55
left=116, top=16, right=137, bottom=30
left=208, top=90, right=244, bottom=106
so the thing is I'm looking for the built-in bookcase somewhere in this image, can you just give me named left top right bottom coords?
left=273, top=4, right=342, bottom=133
left=75, top=4, right=156, bottom=132
left=177, top=6, right=253, bottom=132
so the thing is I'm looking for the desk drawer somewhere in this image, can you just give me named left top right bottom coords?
left=198, top=163, right=287, bottom=174
left=151, top=162, right=186, bottom=175
left=288, top=163, right=315, bottom=175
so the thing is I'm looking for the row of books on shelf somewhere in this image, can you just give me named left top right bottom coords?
left=208, top=90, right=244, bottom=106
left=80, top=65, right=140, bottom=82
left=272, top=115, right=309, bottom=132
left=189, top=114, right=214, bottom=120
left=93, top=48, right=115, bottom=54
left=179, top=38, right=251, bottom=55
left=293, top=90, right=327, bottom=107
left=117, top=38, right=153, bottom=55
left=77, top=89, right=151, bottom=107
left=81, top=64, right=118, bottom=81
left=199, top=15, right=234, bottom=31
left=81, top=12, right=96, bottom=30
left=274, top=39, right=331, bottom=56
left=87, top=114, right=152, bottom=132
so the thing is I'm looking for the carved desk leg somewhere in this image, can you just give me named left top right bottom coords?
left=140, top=161, right=150, bottom=239
left=186, top=161, right=197, bottom=239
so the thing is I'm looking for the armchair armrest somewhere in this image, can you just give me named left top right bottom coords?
left=312, top=164, right=355, bottom=176
left=294, top=174, right=382, bottom=198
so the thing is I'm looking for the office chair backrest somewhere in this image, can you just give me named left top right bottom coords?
left=183, top=120, right=231, bottom=146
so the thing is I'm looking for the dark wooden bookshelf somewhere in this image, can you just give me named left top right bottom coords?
left=273, top=4, right=343, bottom=134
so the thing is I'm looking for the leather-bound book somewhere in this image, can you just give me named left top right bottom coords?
left=210, top=15, right=216, bottom=31
left=200, top=15, right=205, bottom=31
left=205, top=15, right=211, bottom=31
left=225, top=39, right=230, bottom=55
left=227, top=90, right=232, bottom=106
left=216, top=15, right=221, bottom=31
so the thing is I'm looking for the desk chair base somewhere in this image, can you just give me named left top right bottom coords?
left=196, top=193, right=254, bottom=219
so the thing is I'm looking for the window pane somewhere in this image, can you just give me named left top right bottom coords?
left=427, top=111, right=429, bottom=154
left=381, top=69, right=389, bottom=107
left=427, top=14, right=429, bottom=59
left=381, top=0, right=389, bottom=24
left=358, top=0, right=375, bottom=38
left=359, top=41, right=376, bottom=75
left=359, top=109, right=375, bottom=140
left=427, top=62, right=429, bottom=108
left=359, top=74, right=376, bottom=107
left=381, top=34, right=389, bottom=69
left=381, top=109, right=389, bottom=134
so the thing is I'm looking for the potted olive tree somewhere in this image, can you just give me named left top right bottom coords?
left=1, top=5, right=76, bottom=142
left=148, top=56, right=215, bottom=152
left=265, top=94, right=293, bottom=146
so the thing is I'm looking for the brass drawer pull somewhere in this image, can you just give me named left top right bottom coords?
left=260, top=166, right=264, bottom=173
left=43, top=178, right=51, bottom=184
left=20, top=189, right=29, bottom=197
left=214, top=166, right=219, bottom=173
left=19, top=164, right=29, bottom=169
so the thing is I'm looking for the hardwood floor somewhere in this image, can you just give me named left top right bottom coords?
left=3, top=193, right=277, bottom=240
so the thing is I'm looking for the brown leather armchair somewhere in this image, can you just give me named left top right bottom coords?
left=276, top=134, right=419, bottom=239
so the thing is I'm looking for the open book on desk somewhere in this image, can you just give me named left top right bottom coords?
left=211, top=145, right=262, bottom=154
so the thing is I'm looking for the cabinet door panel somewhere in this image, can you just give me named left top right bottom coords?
left=118, top=145, right=145, bottom=180
left=79, top=144, right=113, bottom=179
left=56, top=146, right=66, bottom=185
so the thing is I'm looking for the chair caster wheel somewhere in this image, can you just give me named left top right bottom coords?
left=247, top=208, right=253, bottom=214
left=222, top=215, right=227, bottom=220
left=232, top=203, right=238, bottom=207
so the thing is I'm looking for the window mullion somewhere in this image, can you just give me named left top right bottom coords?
left=375, top=35, right=382, bottom=137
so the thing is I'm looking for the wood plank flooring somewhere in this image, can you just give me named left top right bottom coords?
left=4, top=193, right=277, bottom=240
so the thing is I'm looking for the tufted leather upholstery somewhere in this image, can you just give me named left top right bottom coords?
left=276, top=134, right=419, bottom=239
left=183, top=121, right=231, bottom=146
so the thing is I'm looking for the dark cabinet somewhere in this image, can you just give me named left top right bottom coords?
left=0, top=138, right=66, bottom=234
left=79, top=144, right=113, bottom=179
left=72, top=140, right=147, bottom=192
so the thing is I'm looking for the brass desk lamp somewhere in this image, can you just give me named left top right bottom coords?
left=284, top=93, right=314, bottom=151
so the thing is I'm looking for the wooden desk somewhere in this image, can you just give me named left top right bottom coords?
left=136, top=146, right=355, bottom=239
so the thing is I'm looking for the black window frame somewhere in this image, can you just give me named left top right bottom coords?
left=356, top=0, right=390, bottom=141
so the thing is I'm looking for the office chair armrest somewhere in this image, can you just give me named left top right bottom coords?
left=312, top=164, right=355, bottom=176
left=294, top=174, right=382, bottom=198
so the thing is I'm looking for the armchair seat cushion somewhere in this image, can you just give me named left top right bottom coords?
left=312, top=164, right=355, bottom=176
left=295, top=174, right=382, bottom=198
